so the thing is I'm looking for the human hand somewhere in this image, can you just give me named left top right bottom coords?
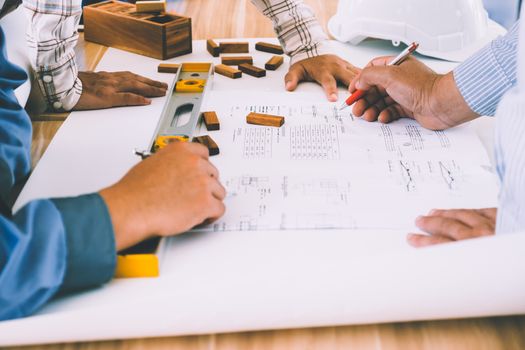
left=285, top=55, right=360, bottom=102
left=74, top=71, right=168, bottom=110
left=349, top=56, right=478, bottom=130
left=408, top=208, right=497, bottom=247
left=100, top=142, right=226, bottom=250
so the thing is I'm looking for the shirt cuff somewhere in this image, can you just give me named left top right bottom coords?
left=52, top=193, right=116, bottom=292
left=453, top=25, right=518, bottom=116
left=37, top=73, right=82, bottom=112
left=290, top=40, right=337, bottom=65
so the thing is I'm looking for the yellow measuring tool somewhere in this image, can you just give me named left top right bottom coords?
left=116, top=62, right=214, bottom=278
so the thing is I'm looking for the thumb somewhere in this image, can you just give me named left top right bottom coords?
left=355, top=66, right=394, bottom=92
left=284, top=64, right=304, bottom=91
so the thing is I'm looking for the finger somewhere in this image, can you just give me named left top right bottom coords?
left=119, top=71, right=168, bottom=89
left=284, top=64, right=306, bottom=91
left=378, top=104, right=405, bottom=124
left=428, top=209, right=490, bottom=228
left=407, top=233, right=454, bottom=248
left=205, top=198, right=226, bottom=222
left=319, top=74, right=338, bottom=102
left=333, top=67, right=356, bottom=88
left=186, top=142, right=210, bottom=159
left=362, top=105, right=383, bottom=122
left=476, top=207, right=498, bottom=221
left=368, top=56, right=395, bottom=68
left=117, top=80, right=167, bottom=97
left=415, top=215, right=474, bottom=241
left=210, top=179, right=227, bottom=200
left=113, top=93, right=151, bottom=107
left=348, top=74, right=361, bottom=93
left=355, top=66, right=394, bottom=92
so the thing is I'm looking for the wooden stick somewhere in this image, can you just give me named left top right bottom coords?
left=202, top=111, right=220, bottom=131
left=219, top=42, right=249, bottom=53
left=238, top=63, right=266, bottom=78
left=206, top=39, right=220, bottom=57
left=255, top=41, right=284, bottom=55
left=215, top=64, right=242, bottom=79
left=221, top=56, right=253, bottom=66
left=135, top=0, right=166, bottom=13
left=192, top=135, right=220, bottom=156
left=246, top=112, right=285, bottom=127
left=265, top=56, right=284, bottom=71
left=157, top=63, right=180, bottom=73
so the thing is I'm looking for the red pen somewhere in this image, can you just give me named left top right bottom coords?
left=339, top=42, right=419, bottom=111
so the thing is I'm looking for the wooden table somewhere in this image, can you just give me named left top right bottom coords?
left=24, top=0, right=525, bottom=348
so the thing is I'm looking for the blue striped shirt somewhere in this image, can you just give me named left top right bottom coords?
left=454, top=23, right=520, bottom=117
left=454, top=20, right=525, bottom=234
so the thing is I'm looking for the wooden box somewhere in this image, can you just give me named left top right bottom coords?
left=83, top=1, right=192, bottom=60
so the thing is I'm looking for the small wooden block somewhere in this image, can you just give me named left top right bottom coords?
left=255, top=42, right=284, bottom=55
left=265, top=55, right=284, bottom=70
left=157, top=63, right=180, bottom=73
left=221, top=56, right=253, bottom=66
left=219, top=42, right=249, bottom=54
left=246, top=112, right=285, bottom=127
left=135, top=0, right=166, bottom=13
left=202, top=111, right=220, bottom=131
left=207, top=39, right=220, bottom=57
left=192, top=135, right=220, bottom=156
left=238, top=63, right=266, bottom=78
left=215, top=64, right=242, bottom=79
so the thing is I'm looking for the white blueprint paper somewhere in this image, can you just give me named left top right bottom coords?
left=193, top=91, right=499, bottom=232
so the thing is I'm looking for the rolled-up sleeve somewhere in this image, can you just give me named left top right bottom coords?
left=250, top=0, right=332, bottom=65
left=453, top=22, right=520, bottom=116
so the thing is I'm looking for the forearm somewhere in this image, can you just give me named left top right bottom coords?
left=23, top=0, right=83, bottom=111
left=250, top=0, right=331, bottom=64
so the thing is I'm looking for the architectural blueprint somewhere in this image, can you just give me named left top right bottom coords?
left=193, top=92, right=499, bottom=232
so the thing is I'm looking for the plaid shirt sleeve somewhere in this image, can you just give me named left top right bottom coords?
left=23, top=0, right=82, bottom=111
left=250, top=0, right=333, bottom=65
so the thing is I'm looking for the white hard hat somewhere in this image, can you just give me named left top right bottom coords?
left=328, top=0, right=507, bottom=62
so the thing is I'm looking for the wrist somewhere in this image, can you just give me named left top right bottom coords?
left=99, top=186, right=150, bottom=251
left=429, top=72, right=478, bottom=128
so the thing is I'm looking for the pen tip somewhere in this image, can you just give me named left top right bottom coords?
left=339, top=102, right=348, bottom=111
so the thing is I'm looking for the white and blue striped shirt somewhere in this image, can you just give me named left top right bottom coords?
left=454, top=23, right=520, bottom=117
left=454, top=20, right=525, bottom=234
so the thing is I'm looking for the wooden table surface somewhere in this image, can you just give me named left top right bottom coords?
left=22, top=0, right=525, bottom=348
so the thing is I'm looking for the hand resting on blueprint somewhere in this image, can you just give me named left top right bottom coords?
left=348, top=56, right=479, bottom=130
left=99, top=142, right=226, bottom=250
left=285, top=55, right=360, bottom=102
left=408, top=208, right=497, bottom=247
left=74, top=71, right=168, bottom=110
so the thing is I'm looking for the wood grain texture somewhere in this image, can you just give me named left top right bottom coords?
left=221, top=55, right=253, bottom=66
left=192, top=135, right=220, bottom=156
left=158, top=63, right=180, bottom=73
left=246, top=112, right=284, bottom=127
left=238, top=63, right=266, bottom=77
left=206, top=39, right=220, bottom=57
left=219, top=41, right=249, bottom=53
left=28, top=0, right=525, bottom=348
left=265, top=55, right=284, bottom=70
left=84, top=1, right=191, bottom=60
left=255, top=41, right=284, bottom=54
left=202, top=111, right=220, bottom=131
left=214, top=64, right=242, bottom=79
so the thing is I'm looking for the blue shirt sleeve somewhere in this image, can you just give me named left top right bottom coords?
left=0, top=26, right=116, bottom=321
left=453, top=22, right=520, bottom=116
